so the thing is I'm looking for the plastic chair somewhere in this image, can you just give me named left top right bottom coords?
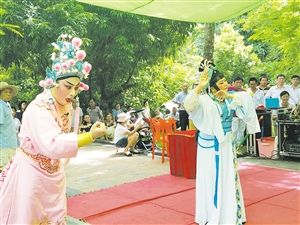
left=159, top=118, right=177, bottom=158
left=149, top=118, right=167, bottom=163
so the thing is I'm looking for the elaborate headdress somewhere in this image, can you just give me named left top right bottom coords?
left=39, top=34, right=90, bottom=91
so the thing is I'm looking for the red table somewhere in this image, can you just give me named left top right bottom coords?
left=168, top=130, right=197, bottom=179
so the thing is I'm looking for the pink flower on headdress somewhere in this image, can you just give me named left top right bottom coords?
left=76, top=50, right=86, bottom=61
left=72, top=37, right=82, bottom=48
left=79, top=82, right=85, bottom=88
left=53, top=63, right=61, bottom=71
left=79, top=82, right=89, bottom=91
left=61, top=62, right=69, bottom=70
left=68, top=59, right=76, bottom=67
left=46, top=78, right=54, bottom=85
left=83, top=84, right=89, bottom=91
left=83, top=62, right=92, bottom=73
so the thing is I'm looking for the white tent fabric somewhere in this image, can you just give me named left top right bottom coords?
left=77, top=0, right=264, bottom=23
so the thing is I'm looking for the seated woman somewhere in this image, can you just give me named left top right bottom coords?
left=113, top=112, right=142, bottom=156
left=79, top=114, right=93, bottom=133
left=105, top=113, right=116, bottom=141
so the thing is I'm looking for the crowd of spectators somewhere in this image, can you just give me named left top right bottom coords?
left=2, top=73, right=299, bottom=158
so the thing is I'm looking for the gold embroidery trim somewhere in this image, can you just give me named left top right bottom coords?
left=22, top=149, right=60, bottom=174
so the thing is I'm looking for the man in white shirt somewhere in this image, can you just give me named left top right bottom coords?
left=247, top=77, right=265, bottom=108
left=173, top=83, right=189, bottom=130
left=265, top=74, right=296, bottom=105
left=258, top=74, right=270, bottom=95
left=288, top=75, right=300, bottom=105
left=231, top=77, right=246, bottom=146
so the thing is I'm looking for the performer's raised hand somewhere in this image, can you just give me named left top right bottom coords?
left=90, top=121, right=106, bottom=139
left=196, top=60, right=211, bottom=94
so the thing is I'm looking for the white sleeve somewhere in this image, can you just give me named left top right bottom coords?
left=230, top=92, right=261, bottom=134
left=184, top=90, right=201, bottom=113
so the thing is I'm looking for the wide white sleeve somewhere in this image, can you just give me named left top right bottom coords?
left=230, top=92, right=261, bottom=134
left=184, top=90, right=202, bottom=113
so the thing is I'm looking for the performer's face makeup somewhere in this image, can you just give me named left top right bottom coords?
left=54, top=77, right=80, bottom=106
left=215, top=78, right=229, bottom=91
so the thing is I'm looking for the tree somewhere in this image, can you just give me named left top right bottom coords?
left=213, top=23, right=260, bottom=81
left=0, top=0, right=194, bottom=110
left=82, top=6, right=194, bottom=111
left=203, top=23, right=215, bottom=61
left=240, top=0, right=300, bottom=77
left=0, top=2, right=22, bottom=37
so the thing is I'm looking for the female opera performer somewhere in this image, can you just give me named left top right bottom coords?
left=0, top=34, right=106, bottom=224
left=184, top=60, right=260, bottom=225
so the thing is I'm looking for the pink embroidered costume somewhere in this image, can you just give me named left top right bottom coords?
left=0, top=34, right=101, bottom=224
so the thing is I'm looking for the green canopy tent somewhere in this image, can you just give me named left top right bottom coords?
left=77, top=0, right=264, bottom=23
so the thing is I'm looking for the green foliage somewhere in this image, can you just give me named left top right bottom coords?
left=0, top=65, right=12, bottom=81
left=240, top=0, right=300, bottom=77
left=213, top=23, right=261, bottom=81
left=0, top=0, right=193, bottom=113
left=0, top=2, right=22, bottom=37
left=123, top=58, right=190, bottom=113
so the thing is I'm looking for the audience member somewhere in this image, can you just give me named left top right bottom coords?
left=247, top=77, right=265, bottom=108
left=231, top=77, right=246, bottom=146
left=169, top=106, right=180, bottom=128
left=71, top=98, right=83, bottom=133
left=154, top=107, right=163, bottom=119
left=142, top=99, right=151, bottom=119
left=265, top=74, right=296, bottom=105
left=258, top=74, right=270, bottom=95
left=79, top=114, right=93, bottom=133
left=0, top=81, right=19, bottom=170
left=87, top=99, right=104, bottom=123
left=232, top=76, right=246, bottom=92
left=114, top=112, right=143, bottom=156
left=11, top=106, right=21, bottom=145
left=172, top=82, right=189, bottom=130
left=271, top=91, right=295, bottom=155
left=112, top=103, right=123, bottom=121
left=271, top=91, right=294, bottom=136
left=16, top=100, right=28, bottom=122
left=288, top=75, right=300, bottom=105
left=105, top=113, right=116, bottom=141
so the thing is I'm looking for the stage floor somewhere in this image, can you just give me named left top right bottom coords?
left=67, top=163, right=300, bottom=224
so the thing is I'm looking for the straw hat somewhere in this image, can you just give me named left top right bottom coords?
left=0, top=82, right=18, bottom=97
left=117, top=113, right=130, bottom=123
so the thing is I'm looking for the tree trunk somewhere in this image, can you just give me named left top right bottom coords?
left=203, top=23, right=215, bottom=61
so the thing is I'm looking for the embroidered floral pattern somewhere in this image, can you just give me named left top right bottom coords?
left=233, top=155, right=243, bottom=225
left=0, top=158, right=13, bottom=184
left=22, top=150, right=60, bottom=174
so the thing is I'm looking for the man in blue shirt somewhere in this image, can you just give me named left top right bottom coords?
left=0, top=81, right=18, bottom=170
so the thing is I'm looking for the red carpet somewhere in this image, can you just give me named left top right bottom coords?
left=67, top=163, right=300, bottom=224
